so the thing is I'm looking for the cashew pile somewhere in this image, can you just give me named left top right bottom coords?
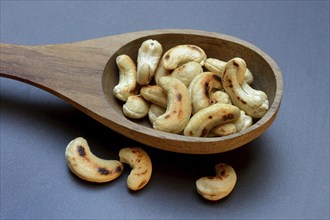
left=65, top=137, right=152, bottom=191
left=113, top=39, right=268, bottom=137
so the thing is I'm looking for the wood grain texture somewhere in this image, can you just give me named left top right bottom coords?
left=0, top=29, right=283, bottom=154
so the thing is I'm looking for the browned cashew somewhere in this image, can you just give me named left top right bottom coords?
left=119, top=147, right=152, bottom=191
left=162, top=45, right=207, bottom=70
left=183, top=103, right=240, bottom=137
left=196, top=163, right=237, bottom=201
left=148, top=104, right=166, bottom=124
left=65, top=137, right=123, bottom=183
left=153, top=76, right=192, bottom=134
left=222, top=58, right=268, bottom=118
left=171, top=61, right=203, bottom=87
left=136, top=39, right=163, bottom=85
left=123, top=95, right=150, bottom=119
left=140, top=85, right=167, bottom=108
left=188, top=72, right=223, bottom=114
left=113, top=55, right=138, bottom=101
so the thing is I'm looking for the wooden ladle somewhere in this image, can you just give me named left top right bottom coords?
left=0, top=29, right=283, bottom=154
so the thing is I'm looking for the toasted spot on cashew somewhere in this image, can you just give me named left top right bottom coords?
left=119, top=147, right=152, bottom=191
left=183, top=103, right=240, bottom=137
left=148, top=104, right=166, bottom=124
left=196, top=163, right=237, bottom=201
left=162, top=45, right=207, bottom=70
left=204, top=58, right=254, bottom=84
left=65, top=137, right=124, bottom=183
left=188, top=72, right=223, bottom=114
left=123, top=95, right=150, bottom=119
left=140, top=85, right=167, bottom=108
left=153, top=76, right=192, bottom=134
left=136, top=39, right=163, bottom=85
left=171, top=61, right=203, bottom=87
left=113, top=55, right=138, bottom=101
left=222, top=58, right=268, bottom=118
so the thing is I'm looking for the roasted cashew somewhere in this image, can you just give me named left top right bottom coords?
left=188, top=72, right=223, bottom=114
left=113, top=54, right=138, bottom=101
left=162, top=45, right=207, bottom=70
left=65, top=137, right=123, bottom=183
left=154, top=59, right=171, bottom=85
left=183, top=103, right=240, bottom=137
left=136, top=39, right=163, bottom=85
left=153, top=76, right=192, bottom=134
left=222, top=58, right=268, bottom=118
left=196, top=163, right=237, bottom=201
left=209, top=91, right=232, bottom=105
left=171, top=61, right=203, bottom=87
left=119, top=147, right=152, bottom=191
left=140, top=85, right=167, bottom=108
left=204, top=58, right=254, bottom=84
left=212, top=110, right=253, bottom=136
left=123, top=95, right=150, bottom=119
left=148, top=104, right=166, bottom=124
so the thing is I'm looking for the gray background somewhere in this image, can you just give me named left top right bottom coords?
left=1, top=1, right=329, bottom=219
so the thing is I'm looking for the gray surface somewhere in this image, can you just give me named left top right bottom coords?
left=0, top=1, right=329, bottom=219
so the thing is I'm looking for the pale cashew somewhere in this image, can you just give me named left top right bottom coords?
left=153, top=76, right=192, bottom=134
left=148, top=104, right=166, bottom=124
left=123, top=95, right=150, bottom=119
left=183, top=103, right=240, bottom=137
left=162, top=44, right=207, bottom=70
left=136, top=39, right=163, bottom=85
left=222, top=58, right=269, bottom=118
left=140, top=85, right=167, bottom=108
left=113, top=54, right=138, bottom=101
left=212, top=110, right=253, bottom=136
left=65, top=137, right=123, bottom=183
left=154, top=59, right=171, bottom=85
left=209, top=91, right=232, bottom=105
left=188, top=72, right=223, bottom=114
left=196, top=163, right=237, bottom=201
left=119, top=147, right=152, bottom=191
left=204, top=58, right=254, bottom=84
left=171, top=61, right=203, bottom=87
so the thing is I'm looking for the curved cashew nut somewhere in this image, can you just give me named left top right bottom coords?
left=65, top=137, right=124, bottom=183
left=136, top=39, right=163, bottom=85
left=140, top=85, right=167, bottom=108
left=188, top=72, right=223, bottom=114
left=153, top=76, right=192, bottom=134
left=148, top=104, right=166, bottom=124
left=123, top=95, right=150, bottom=119
left=222, top=58, right=268, bottom=118
left=183, top=103, right=240, bottom=137
left=204, top=58, right=254, bottom=84
left=113, top=54, right=138, bottom=101
left=196, top=163, right=237, bottom=201
left=162, top=44, right=207, bottom=70
left=171, top=61, right=203, bottom=87
left=119, top=147, right=152, bottom=191
left=154, top=59, right=171, bottom=85
left=209, top=91, right=232, bottom=105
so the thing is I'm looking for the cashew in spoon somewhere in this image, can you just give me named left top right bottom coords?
left=222, top=58, right=268, bottom=118
left=171, top=61, right=203, bottom=87
left=153, top=76, right=192, bottom=134
left=162, top=44, right=207, bottom=70
left=148, top=104, right=166, bottom=124
left=204, top=58, right=254, bottom=84
left=183, top=103, right=240, bottom=137
left=136, top=39, right=163, bottom=85
left=188, top=72, right=223, bottom=114
left=123, top=95, right=150, bottom=119
left=119, top=147, right=152, bottom=191
left=65, top=137, right=124, bottom=183
left=140, top=85, right=167, bottom=108
left=196, top=163, right=237, bottom=201
left=113, top=54, right=138, bottom=101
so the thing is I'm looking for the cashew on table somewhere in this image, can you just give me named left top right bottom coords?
left=113, top=39, right=269, bottom=137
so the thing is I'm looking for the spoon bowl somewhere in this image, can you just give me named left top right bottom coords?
left=0, top=29, right=283, bottom=154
